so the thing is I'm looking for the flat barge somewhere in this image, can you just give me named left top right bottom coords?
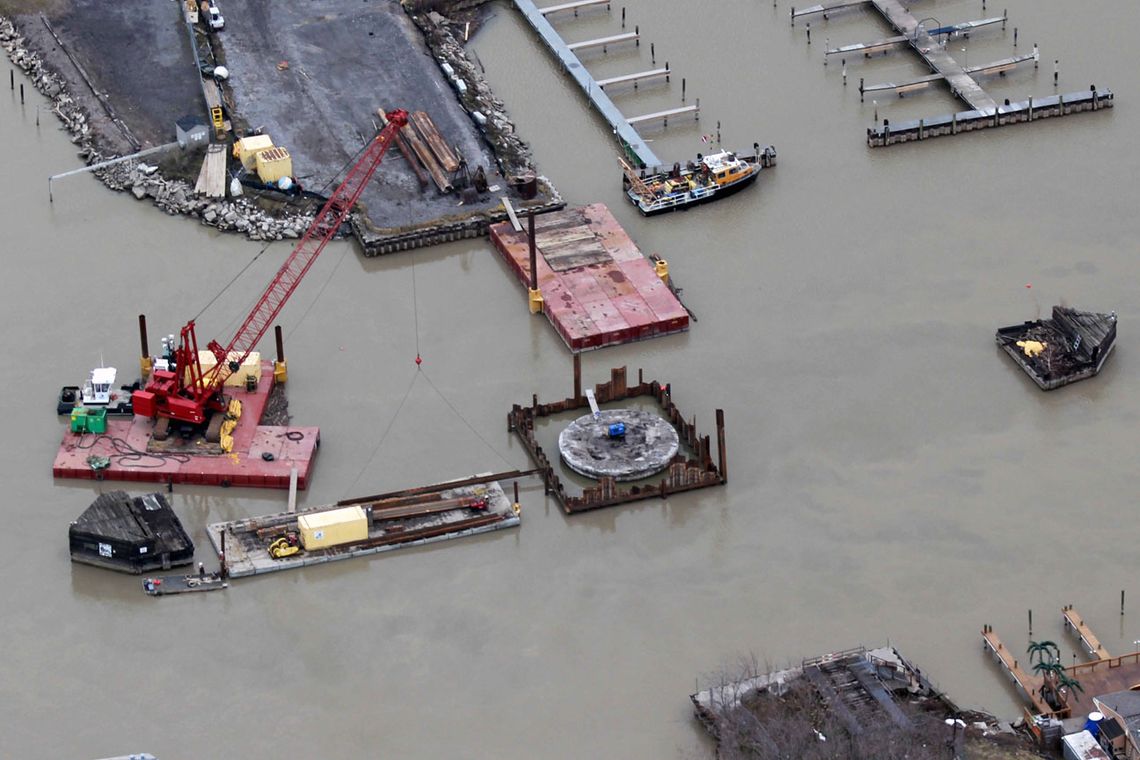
left=53, top=360, right=319, bottom=489
left=207, top=476, right=521, bottom=578
left=489, top=204, right=689, bottom=351
left=996, top=306, right=1116, bottom=390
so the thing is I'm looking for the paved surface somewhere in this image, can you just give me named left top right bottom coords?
left=26, top=0, right=203, bottom=149
left=218, top=0, right=508, bottom=231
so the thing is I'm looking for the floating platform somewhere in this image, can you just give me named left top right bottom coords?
left=143, top=571, right=227, bottom=595
left=53, top=360, right=319, bottom=489
left=996, top=306, right=1116, bottom=390
left=69, top=491, right=194, bottom=574
left=489, top=204, right=689, bottom=351
left=206, top=477, right=521, bottom=578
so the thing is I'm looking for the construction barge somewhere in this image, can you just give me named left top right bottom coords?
left=996, top=306, right=1117, bottom=390
left=53, top=359, right=319, bottom=489
left=207, top=474, right=524, bottom=578
left=489, top=204, right=689, bottom=351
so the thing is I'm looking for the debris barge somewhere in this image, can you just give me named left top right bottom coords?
left=69, top=491, right=194, bottom=574
left=996, top=306, right=1116, bottom=390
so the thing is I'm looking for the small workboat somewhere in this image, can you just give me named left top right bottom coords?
left=621, top=144, right=776, bottom=216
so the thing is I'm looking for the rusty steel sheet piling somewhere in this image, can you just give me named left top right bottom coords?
left=508, top=365, right=726, bottom=514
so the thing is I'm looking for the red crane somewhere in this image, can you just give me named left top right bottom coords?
left=132, top=109, right=409, bottom=431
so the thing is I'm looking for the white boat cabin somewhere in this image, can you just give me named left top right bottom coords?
left=81, top=367, right=117, bottom=406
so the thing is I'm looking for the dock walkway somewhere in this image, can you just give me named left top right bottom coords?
left=512, top=0, right=658, bottom=167
left=794, top=0, right=1112, bottom=146
left=981, top=626, right=1051, bottom=715
left=1063, top=606, right=1111, bottom=661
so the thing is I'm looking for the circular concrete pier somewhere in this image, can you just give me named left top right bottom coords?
left=558, top=409, right=679, bottom=481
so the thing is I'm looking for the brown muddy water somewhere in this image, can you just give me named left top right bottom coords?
left=2, top=1, right=1139, bottom=757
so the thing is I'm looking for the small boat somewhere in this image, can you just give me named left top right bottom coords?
left=57, top=366, right=135, bottom=416
left=621, top=144, right=776, bottom=216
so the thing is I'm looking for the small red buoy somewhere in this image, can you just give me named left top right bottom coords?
left=1025, top=283, right=1032, bottom=289
left=415, top=354, right=422, bottom=366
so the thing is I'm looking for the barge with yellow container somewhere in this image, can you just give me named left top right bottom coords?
left=621, top=144, right=776, bottom=216
left=206, top=473, right=524, bottom=577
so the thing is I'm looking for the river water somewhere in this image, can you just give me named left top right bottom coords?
left=2, top=1, right=1139, bottom=757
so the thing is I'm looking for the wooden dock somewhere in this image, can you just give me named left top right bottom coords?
left=795, top=0, right=1113, bottom=147
left=980, top=625, right=1052, bottom=715
left=540, top=0, right=610, bottom=15
left=1063, top=606, right=1111, bottom=661
left=626, top=104, right=699, bottom=127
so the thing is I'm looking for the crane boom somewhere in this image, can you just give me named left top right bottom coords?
left=133, top=109, right=409, bottom=426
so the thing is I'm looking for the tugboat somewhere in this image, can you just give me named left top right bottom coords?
left=57, top=365, right=135, bottom=416
left=621, top=144, right=776, bottom=216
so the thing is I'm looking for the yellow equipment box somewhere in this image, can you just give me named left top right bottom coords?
left=189, top=351, right=261, bottom=388
left=298, top=506, right=369, bottom=551
left=255, top=147, right=293, bottom=184
left=233, top=134, right=274, bottom=170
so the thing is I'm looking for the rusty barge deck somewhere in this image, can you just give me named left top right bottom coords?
left=53, top=360, right=319, bottom=490
left=489, top=203, right=689, bottom=351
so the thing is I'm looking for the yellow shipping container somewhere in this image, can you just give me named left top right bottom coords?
left=189, top=351, right=261, bottom=388
left=255, top=147, right=293, bottom=184
left=298, top=506, right=369, bottom=551
left=233, top=134, right=274, bottom=170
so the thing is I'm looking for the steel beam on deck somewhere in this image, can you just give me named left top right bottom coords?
left=566, top=31, right=639, bottom=52
left=512, top=0, right=659, bottom=167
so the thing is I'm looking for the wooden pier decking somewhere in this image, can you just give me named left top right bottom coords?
left=1063, top=605, right=1111, bottom=661
left=596, top=67, right=670, bottom=90
left=981, top=625, right=1051, bottom=715
left=983, top=609, right=1140, bottom=722
left=795, top=0, right=1113, bottom=146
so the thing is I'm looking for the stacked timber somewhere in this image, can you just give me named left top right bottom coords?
left=410, top=111, right=460, bottom=172
left=379, top=107, right=452, bottom=193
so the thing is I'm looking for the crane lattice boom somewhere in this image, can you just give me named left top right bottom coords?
left=133, top=109, right=409, bottom=425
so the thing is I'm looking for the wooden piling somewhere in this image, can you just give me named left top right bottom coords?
left=573, top=353, right=582, bottom=402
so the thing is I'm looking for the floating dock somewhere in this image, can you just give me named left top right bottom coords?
left=207, top=475, right=522, bottom=578
left=489, top=204, right=689, bottom=351
left=53, top=360, right=319, bottom=490
left=793, top=0, right=1113, bottom=146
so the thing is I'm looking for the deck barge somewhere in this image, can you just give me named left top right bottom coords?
left=489, top=204, right=689, bottom=351
left=207, top=477, right=521, bottom=578
left=53, top=360, right=319, bottom=490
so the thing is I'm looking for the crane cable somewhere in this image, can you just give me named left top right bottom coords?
left=408, top=250, right=513, bottom=470
left=194, top=138, right=374, bottom=331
